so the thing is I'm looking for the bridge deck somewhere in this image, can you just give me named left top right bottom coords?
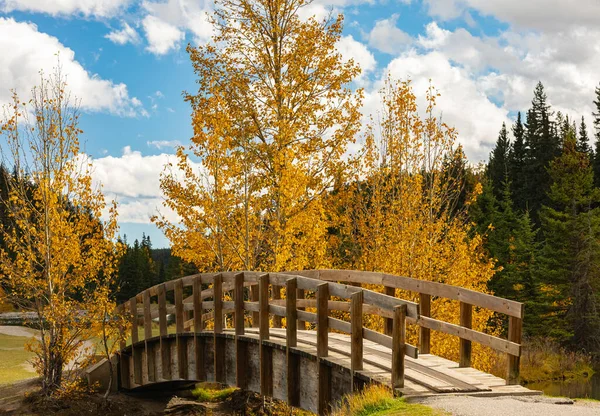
left=232, top=328, right=539, bottom=398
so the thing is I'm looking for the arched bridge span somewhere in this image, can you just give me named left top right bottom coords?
left=113, top=270, right=538, bottom=414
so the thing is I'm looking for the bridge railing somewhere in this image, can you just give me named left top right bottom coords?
left=118, top=270, right=420, bottom=410
left=285, top=270, right=524, bottom=385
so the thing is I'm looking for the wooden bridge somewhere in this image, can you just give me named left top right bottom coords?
left=112, top=270, right=538, bottom=414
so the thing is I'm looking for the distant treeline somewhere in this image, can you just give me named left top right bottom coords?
left=472, top=82, right=600, bottom=357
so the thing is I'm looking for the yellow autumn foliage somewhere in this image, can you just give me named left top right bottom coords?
left=0, top=70, right=125, bottom=395
left=331, top=79, right=498, bottom=371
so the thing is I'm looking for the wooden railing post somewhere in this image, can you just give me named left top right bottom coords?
left=250, top=283, right=259, bottom=328
left=391, top=304, right=406, bottom=390
left=175, top=279, right=188, bottom=379
left=259, top=273, right=272, bottom=397
left=459, top=302, right=472, bottom=368
left=158, top=283, right=171, bottom=381
left=286, top=278, right=300, bottom=407
left=351, top=290, right=363, bottom=392
left=297, top=288, right=306, bottom=330
left=143, top=290, right=156, bottom=382
left=272, top=284, right=282, bottom=328
left=383, top=286, right=395, bottom=336
left=317, top=282, right=331, bottom=415
left=507, top=314, right=523, bottom=385
left=213, top=274, right=225, bottom=383
left=129, top=297, right=142, bottom=385
left=234, top=273, right=247, bottom=389
left=419, top=293, right=431, bottom=354
left=193, top=276, right=204, bottom=381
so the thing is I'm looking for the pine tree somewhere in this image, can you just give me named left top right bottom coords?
left=592, top=84, right=600, bottom=186
left=510, top=112, right=528, bottom=212
left=523, top=82, right=560, bottom=221
left=578, top=116, right=591, bottom=155
left=488, top=123, right=510, bottom=199
left=538, top=131, right=600, bottom=352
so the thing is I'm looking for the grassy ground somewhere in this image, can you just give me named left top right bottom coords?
left=331, top=385, right=447, bottom=416
left=0, top=333, right=37, bottom=385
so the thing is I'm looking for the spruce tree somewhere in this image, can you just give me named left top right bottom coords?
left=577, top=116, right=591, bottom=155
left=488, top=123, right=510, bottom=199
left=593, top=84, right=600, bottom=186
left=538, top=131, right=600, bottom=352
left=523, top=82, right=560, bottom=221
left=510, top=112, right=527, bottom=212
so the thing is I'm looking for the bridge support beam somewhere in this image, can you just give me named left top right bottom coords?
left=317, top=283, right=331, bottom=415
left=235, top=273, right=248, bottom=389
left=383, top=286, right=395, bottom=336
left=213, top=274, right=225, bottom=383
left=392, top=304, right=406, bottom=390
left=419, top=293, right=431, bottom=354
left=259, top=274, right=273, bottom=397
left=507, top=311, right=523, bottom=385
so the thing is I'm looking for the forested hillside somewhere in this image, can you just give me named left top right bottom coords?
left=474, top=82, right=600, bottom=356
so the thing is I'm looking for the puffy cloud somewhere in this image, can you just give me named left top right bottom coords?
left=0, top=0, right=131, bottom=18
left=337, top=35, right=376, bottom=81
left=105, top=22, right=141, bottom=45
left=0, top=17, right=145, bottom=117
left=368, top=14, right=412, bottom=54
left=142, top=15, right=185, bottom=55
left=89, top=146, right=203, bottom=224
left=424, top=0, right=600, bottom=31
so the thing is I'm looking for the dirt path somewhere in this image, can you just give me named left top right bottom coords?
left=0, top=326, right=39, bottom=339
left=415, top=395, right=600, bottom=416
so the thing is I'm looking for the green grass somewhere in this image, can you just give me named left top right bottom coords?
left=0, top=333, right=37, bottom=385
left=332, top=385, right=447, bottom=416
left=191, top=386, right=238, bottom=402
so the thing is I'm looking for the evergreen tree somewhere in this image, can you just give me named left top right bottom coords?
left=510, top=112, right=528, bottom=212
left=577, top=116, right=591, bottom=155
left=488, top=123, right=510, bottom=199
left=593, top=84, right=600, bottom=186
left=538, top=131, right=600, bottom=353
left=523, top=82, right=560, bottom=221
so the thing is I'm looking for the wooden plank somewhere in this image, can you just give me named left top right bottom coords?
left=235, top=273, right=247, bottom=389
left=158, top=284, right=168, bottom=336
left=460, top=302, right=473, bottom=368
left=318, top=269, right=523, bottom=318
left=417, top=316, right=520, bottom=356
left=507, top=314, right=523, bottom=385
left=286, top=278, right=297, bottom=348
left=129, top=297, right=138, bottom=344
left=259, top=274, right=270, bottom=341
left=351, top=291, right=363, bottom=373
left=363, top=328, right=418, bottom=359
left=193, top=275, right=203, bottom=332
left=297, top=288, right=306, bottom=330
left=213, top=274, right=224, bottom=383
left=250, top=284, right=259, bottom=328
left=132, top=345, right=142, bottom=385
left=286, top=277, right=299, bottom=407
left=119, top=353, right=130, bottom=389
left=419, top=293, right=431, bottom=354
left=194, top=335, right=204, bottom=382
left=175, top=280, right=184, bottom=334
left=259, top=273, right=272, bottom=397
left=383, top=286, right=394, bottom=336
left=213, top=274, right=223, bottom=333
left=234, top=273, right=245, bottom=336
left=318, top=362, right=332, bottom=416
left=160, top=337, right=171, bottom=381
left=272, top=284, right=282, bottom=328
left=143, top=291, right=152, bottom=341
left=392, top=304, right=406, bottom=389
left=317, top=283, right=329, bottom=358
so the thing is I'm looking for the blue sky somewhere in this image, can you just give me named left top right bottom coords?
left=1, top=0, right=599, bottom=248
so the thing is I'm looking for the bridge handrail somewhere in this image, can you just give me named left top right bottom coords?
left=119, top=268, right=523, bottom=388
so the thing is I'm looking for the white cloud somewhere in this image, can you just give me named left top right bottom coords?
left=0, top=17, right=145, bottom=117
left=368, top=14, right=412, bottom=54
left=89, top=146, right=204, bottom=224
left=0, top=0, right=131, bottom=18
left=424, top=0, right=600, bottom=31
left=373, top=50, right=509, bottom=161
left=105, top=22, right=141, bottom=45
left=147, top=140, right=182, bottom=149
left=142, top=14, right=185, bottom=55
left=337, top=35, right=376, bottom=81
